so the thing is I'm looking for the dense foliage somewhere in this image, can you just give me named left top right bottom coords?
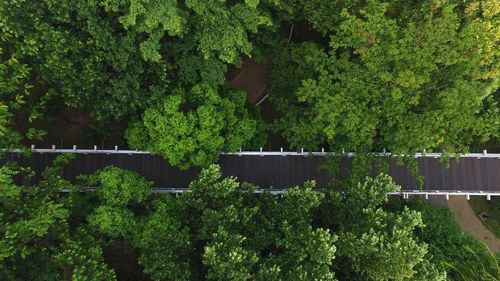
left=1, top=0, right=499, bottom=279
left=126, top=83, right=264, bottom=169
left=0, top=0, right=291, bottom=121
left=0, top=49, right=47, bottom=148
left=397, top=200, right=500, bottom=280
left=0, top=155, right=115, bottom=280
left=1, top=0, right=498, bottom=166
left=269, top=0, right=499, bottom=153
left=2, top=158, right=497, bottom=280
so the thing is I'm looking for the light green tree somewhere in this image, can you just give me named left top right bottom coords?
left=271, top=0, right=499, bottom=154
left=85, top=165, right=192, bottom=281
left=126, top=84, right=263, bottom=169
left=86, top=166, right=153, bottom=238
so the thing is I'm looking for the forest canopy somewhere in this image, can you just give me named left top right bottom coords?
left=1, top=1, right=499, bottom=279
left=1, top=0, right=499, bottom=168
left=1, top=158, right=498, bottom=280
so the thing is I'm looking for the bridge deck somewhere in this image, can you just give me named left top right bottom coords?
left=3, top=152, right=500, bottom=192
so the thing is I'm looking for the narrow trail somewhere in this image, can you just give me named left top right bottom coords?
left=443, top=196, right=500, bottom=253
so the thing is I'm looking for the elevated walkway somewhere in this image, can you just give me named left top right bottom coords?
left=3, top=147, right=499, bottom=199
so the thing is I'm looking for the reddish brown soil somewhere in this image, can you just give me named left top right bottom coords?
left=227, top=57, right=271, bottom=104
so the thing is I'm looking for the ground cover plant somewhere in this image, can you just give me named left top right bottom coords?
left=470, top=197, right=500, bottom=238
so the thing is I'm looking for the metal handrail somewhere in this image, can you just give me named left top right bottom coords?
left=62, top=187, right=500, bottom=199
left=2, top=146, right=499, bottom=158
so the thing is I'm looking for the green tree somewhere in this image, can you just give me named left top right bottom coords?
left=126, top=84, right=264, bottom=169
left=399, top=199, right=500, bottom=281
left=319, top=174, right=446, bottom=280
left=132, top=195, right=192, bottom=281
left=0, top=154, right=115, bottom=280
left=0, top=1, right=170, bottom=122
left=53, top=230, right=116, bottom=281
left=0, top=49, right=48, bottom=148
left=85, top=165, right=192, bottom=281
left=180, top=165, right=337, bottom=281
left=86, top=166, right=153, bottom=238
left=271, top=0, right=499, bottom=153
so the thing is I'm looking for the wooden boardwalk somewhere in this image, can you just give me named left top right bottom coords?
left=3, top=151, right=500, bottom=193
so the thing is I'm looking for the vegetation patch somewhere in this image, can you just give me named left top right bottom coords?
left=470, top=197, right=500, bottom=238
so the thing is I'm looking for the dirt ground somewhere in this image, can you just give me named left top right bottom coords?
left=227, top=57, right=270, bottom=104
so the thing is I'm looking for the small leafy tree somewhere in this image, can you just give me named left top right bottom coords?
left=126, top=84, right=264, bottom=169
left=132, top=196, right=192, bottom=281
left=86, top=166, right=153, bottom=238
left=85, top=165, right=192, bottom=281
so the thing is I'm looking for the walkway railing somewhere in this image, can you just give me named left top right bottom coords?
left=3, top=145, right=500, bottom=159
left=64, top=187, right=500, bottom=200
left=4, top=146, right=500, bottom=199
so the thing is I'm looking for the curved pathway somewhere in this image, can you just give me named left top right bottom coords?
left=446, top=196, right=500, bottom=253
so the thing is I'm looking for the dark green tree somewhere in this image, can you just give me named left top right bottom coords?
left=0, top=1, right=170, bottom=122
left=0, top=49, right=48, bottom=148
left=0, top=154, right=115, bottom=280
left=319, top=174, right=446, bottom=280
